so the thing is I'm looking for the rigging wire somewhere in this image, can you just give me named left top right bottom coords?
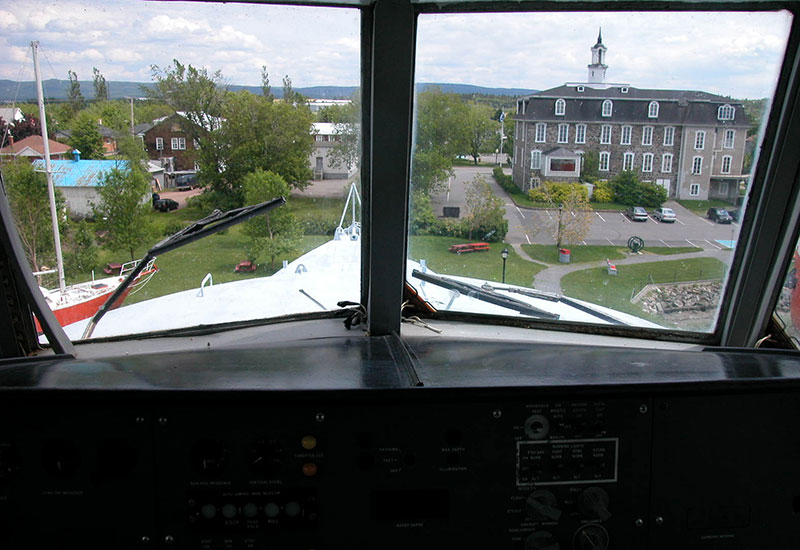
left=1, top=49, right=31, bottom=151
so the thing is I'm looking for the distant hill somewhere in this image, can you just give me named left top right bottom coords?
left=0, top=79, right=535, bottom=103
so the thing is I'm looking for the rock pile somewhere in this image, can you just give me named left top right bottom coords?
left=638, top=281, right=722, bottom=315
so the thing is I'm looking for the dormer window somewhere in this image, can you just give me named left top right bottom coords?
left=648, top=101, right=659, bottom=118
left=577, top=86, right=585, bottom=92
left=620, top=87, right=629, bottom=93
left=555, top=99, right=566, bottom=116
left=602, top=100, right=613, bottom=117
left=718, top=104, right=735, bottom=120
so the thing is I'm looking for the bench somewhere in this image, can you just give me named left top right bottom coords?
left=449, top=242, right=491, bottom=255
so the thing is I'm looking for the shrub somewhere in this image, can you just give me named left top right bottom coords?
left=163, top=220, right=187, bottom=236
left=591, top=181, right=614, bottom=203
left=492, top=167, right=517, bottom=194
left=611, top=170, right=667, bottom=207
left=529, top=181, right=588, bottom=204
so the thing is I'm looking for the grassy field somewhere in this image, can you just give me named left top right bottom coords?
left=677, top=199, right=736, bottom=216
left=521, top=244, right=702, bottom=264
left=408, top=236, right=545, bottom=287
left=561, top=257, right=727, bottom=318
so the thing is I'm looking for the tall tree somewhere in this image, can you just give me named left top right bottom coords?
left=325, top=93, right=361, bottom=174
left=1, top=160, right=63, bottom=273
left=69, top=111, right=104, bottom=159
left=465, top=103, right=500, bottom=165
left=282, top=75, right=294, bottom=104
left=463, top=175, right=508, bottom=241
left=580, top=150, right=599, bottom=182
left=92, top=67, right=108, bottom=100
left=242, top=169, right=301, bottom=268
left=94, top=163, right=154, bottom=260
left=534, top=184, right=593, bottom=249
left=260, top=65, right=274, bottom=101
left=67, top=69, right=85, bottom=113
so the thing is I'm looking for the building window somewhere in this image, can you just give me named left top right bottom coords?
left=719, top=181, right=729, bottom=195
left=690, top=183, right=700, bottom=196
left=557, top=124, right=569, bottom=143
left=694, top=131, right=705, bottom=150
left=530, top=150, right=542, bottom=170
left=194, top=162, right=200, bottom=171
left=648, top=101, right=659, bottom=118
left=692, top=156, right=703, bottom=175
left=724, top=129, right=735, bottom=149
left=621, top=125, right=631, bottom=145
left=718, top=104, right=735, bottom=120
left=555, top=99, right=566, bottom=116
left=599, top=152, right=610, bottom=172
left=663, top=126, right=675, bottom=146
left=602, top=100, right=613, bottom=117
left=620, top=87, right=629, bottom=94
left=662, top=153, right=673, bottom=173
left=577, top=85, right=585, bottom=92
left=155, top=137, right=163, bottom=151
left=171, top=137, right=186, bottom=150
left=642, top=126, right=653, bottom=146
left=535, top=123, right=546, bottom=143
left=600, top=125, right=612, bottom=144
left=549, top=158, right=577, bottom=172
left=642, top=153, right=653, bottom=172
left=315, top=135, right=325, bottom=142
left=623, top=152, right=634, bottom=171
left=575, top=124, right=586, bottom=144
left=721, top=155, right=732, bottom=174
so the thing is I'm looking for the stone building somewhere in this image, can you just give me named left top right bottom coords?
left=512, top=31, right=750, bottom=202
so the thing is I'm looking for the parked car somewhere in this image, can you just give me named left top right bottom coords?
left=729, top=208, right=742, bottom=222
left=707, top=207, right=733, bottom=224
left=624, top=206, right=648, bottom=222
left=175, top=173, right=198, bottom=191
left=154, top=198, right=179, bottom=212
left=652, top=207, right=677, bottom=223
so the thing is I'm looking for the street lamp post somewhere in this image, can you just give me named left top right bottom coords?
left=501, top=248, right=509, bottom=284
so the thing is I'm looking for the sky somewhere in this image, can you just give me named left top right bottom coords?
left=0, top=1, right=792, bottom=99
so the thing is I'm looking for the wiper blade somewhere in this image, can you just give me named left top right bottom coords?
left=411, top=269, right=560, bottom=320
left=483, top=282, right=625, bottom=325
left=81, top=197, right=286, bottom=339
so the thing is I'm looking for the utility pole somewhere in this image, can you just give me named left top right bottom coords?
left=130, top=97, right=135, bottom=135
left=499, top=111, right=505, bottom=165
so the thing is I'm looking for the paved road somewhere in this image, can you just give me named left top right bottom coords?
left=435, top=166, right=741, bottom=251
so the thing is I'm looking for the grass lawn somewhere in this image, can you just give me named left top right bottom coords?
left=561, top=257, right=727, bottom=318
left=677, top=199, right=736, bottom=216
left=645, top=246, right=702, bottom=255
left=409, top=236, right=545, bottom=288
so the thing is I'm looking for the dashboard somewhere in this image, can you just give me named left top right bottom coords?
left=2, top=332, right=799, bottom=549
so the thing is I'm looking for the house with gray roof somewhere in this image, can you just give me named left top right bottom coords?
left=512, top=31, right=749, bottom=202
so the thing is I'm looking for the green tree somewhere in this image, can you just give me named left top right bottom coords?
left=611, top=170, right=667, bottom=207
left=93, top=67, right=108, bottom=100
left=82, top=100, right=129, bottom=132
left=67, top=69, right=85, bottom=114
left=325, top=94, right=361, bottom=173
left=465, top=103, right=499, bottom=165
left=1, top=160, right=63, bottom=273
left=260, top=65, right=274, bottom=101
left=531, top=182, right=592, bottom=249
left=63, top=220, right=98, bottom=277
left=94, top=164, right=154, bottom=260
left=463, top=175, right=508, bottom=241
left=210, top=91, right=314, bottom=205
left=69, top=111, right=104, bottom=159
left=242, top=169, right=301, bottom=268
left=580, top=151, right=599, bottom=182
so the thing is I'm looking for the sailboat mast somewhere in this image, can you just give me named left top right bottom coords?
left=31, top=41, right=66, bottom=294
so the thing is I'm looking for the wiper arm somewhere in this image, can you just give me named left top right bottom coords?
left=82, top=197, right=286, bottom=339
left=411, top=269, right=560, bottom=320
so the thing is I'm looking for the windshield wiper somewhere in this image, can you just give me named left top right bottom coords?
left=411, top=269, right=560, bottom=320
left=480, top=282, right=626, bottom=325
left=82, top=197, right=286, bottom=339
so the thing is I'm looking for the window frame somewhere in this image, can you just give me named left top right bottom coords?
left=535, top=122, right=547, bottom=143
left=557, top=123, right=569, bottom=143
left=530, top=149, right=542, bottom=170
left=724, top=129, right=735, bottom=149
left=642, top=126, right=653, bottom=146
left=620, top=125, right=631, bottom=145
left=694, top=131, right=706, bottom=150
left=642, top=152, right=654, bottom=172
left=599, top=151, right=610, bottom=172
left=721, top=154, right=733, bottom=174
left=155, top=137, right=163, bottom=151
left=555, top=98, right=566, bottom=116
left=662, top=153, right=673, bottom=173
left=601, top=99, right=613, bottom=117
left=600, top=124, right=612, bottom=144
left=648, top=101, right=659, bottom=118
left=623, top=151, right=634, bottom=171
left=575, top=123, right=586, bottom=144
left=692, top=155, right=703, bottom=175
left=718, top=103, right=736, bottom=120
left=663, top=126, right=675, bottom=146
left=689, top=183, right=700, bottom=196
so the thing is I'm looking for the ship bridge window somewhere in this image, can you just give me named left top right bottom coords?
left=407, top=9, right=792, bottom=341
left=3, top=0, right=362, bottom=342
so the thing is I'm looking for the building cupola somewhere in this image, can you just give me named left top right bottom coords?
left=588, top=28, right=608, bottom=84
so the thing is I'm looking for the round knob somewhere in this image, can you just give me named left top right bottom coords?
left=526, top=490, right=562, bottom=522
left=246, top=438, right=283, bottom=476
left=578, top=487, right=610, bottom=521
left=525, top=530, right=560, bottom=550
left=572, top=524, right=609, bottom=550
left=191, top=439, right=229, bottom=477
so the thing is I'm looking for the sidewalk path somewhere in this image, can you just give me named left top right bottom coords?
left=532, top=248, right=733, bottom=294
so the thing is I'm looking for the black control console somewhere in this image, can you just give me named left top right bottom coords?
left=1, top=337, right=800, bottom=549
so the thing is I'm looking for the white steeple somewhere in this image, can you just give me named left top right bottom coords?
left=587, top=28, right=608, bottom=84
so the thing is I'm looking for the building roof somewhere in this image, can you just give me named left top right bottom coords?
left=31, top=159, right=130, bottom=188
left=133, top=122, right=155, bottom=135
left=525, top=84, right=733, bottom=102
left=0, top=135, right=72, bottom=157
left=312, top=122, right=359, bottom=135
